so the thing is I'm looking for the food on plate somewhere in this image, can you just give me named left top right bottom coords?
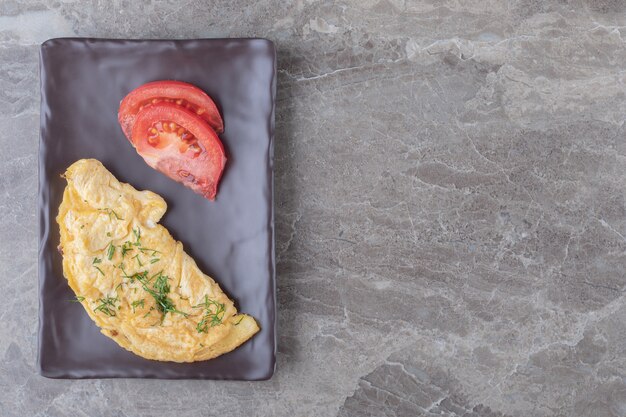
left=57, top=159, right=259, bottom=362
left=129, top=103, right=227, bottom=200
left=118, top=80, right=223, bottom=139
left=119, top=81, right=227, bottom=201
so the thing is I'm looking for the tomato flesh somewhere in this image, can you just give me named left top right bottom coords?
left=131, top=103, right=226, bottom=200
left=119, top=80, right=224, bottom=140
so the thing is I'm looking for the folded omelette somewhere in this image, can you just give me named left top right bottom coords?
left=57, top=159, right=259, bottom=362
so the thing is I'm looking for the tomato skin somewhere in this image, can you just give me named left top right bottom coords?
left=131, top=103, right=227, bottom=200
left=119, top=80, right=224, bottom=140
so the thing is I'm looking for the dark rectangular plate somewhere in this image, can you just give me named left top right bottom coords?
left=38, top=38, right=276, bottom=379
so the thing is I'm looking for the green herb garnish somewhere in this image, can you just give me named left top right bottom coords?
left=132, top=227, right=142, bottom=246
left=92, top=257, right=102, bottom=264
left=122, top=269, right=146, bottom=283
left=70, top=295, right=85, bottom=303
left=132, top=254, right=143, bottom=267
left=118, top=264, right=131, bottom=279
left=143, top=306, right=155, bottom=318
left=234, top=316, right=244, bottom=325
left=99, top=208, right=123, bottom=220
left=94, top=296, right=118, bottom=316
left=139, top=247, right=161, bottom=256
left=136, top=271, right=187, bottom=323
left=131, top=299, right=145, bottom=313
left=94, top=265, right=105, bottom=276
left=150, top=258, right=160, bottom=264
left=107, top=242, right=116, bottom=260
left=131, top=270, right=145, bottom=283
left=121, top=241, right=133, bottom=258
left=193, top=295, right=225, bottom=333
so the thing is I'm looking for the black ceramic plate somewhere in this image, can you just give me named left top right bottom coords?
left=38, top=38, right=276, bottom=379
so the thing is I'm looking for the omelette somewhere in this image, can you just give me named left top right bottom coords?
left=56, top=158, right=259, bottom=362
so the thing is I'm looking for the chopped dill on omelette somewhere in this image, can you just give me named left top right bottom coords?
left=194, top=295, right=226, bottom=333
left=107, top=242, right=115, bottom=260
left=121, top=241, right=133, bottom=257
left=94, top=296, right=118, bottom=316
left=131, top=299, right=145, bottom=313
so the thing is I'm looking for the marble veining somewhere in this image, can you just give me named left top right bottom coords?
left=1, top=1, right=625, bottom=416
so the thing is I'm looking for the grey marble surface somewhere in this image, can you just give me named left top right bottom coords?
left=1, top=1, right=625, bottom=416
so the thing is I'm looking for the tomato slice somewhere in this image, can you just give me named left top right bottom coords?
left=119, top=80, right=224, bottom=140
left=130, top=103, right=227, bottom=200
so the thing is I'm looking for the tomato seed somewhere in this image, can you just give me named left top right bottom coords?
left=175, top=99, right=183, bottom=105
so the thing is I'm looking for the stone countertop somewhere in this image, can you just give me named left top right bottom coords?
left=1, top=1, right=625, bottom=416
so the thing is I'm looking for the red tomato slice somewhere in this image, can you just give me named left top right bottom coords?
left=119, top=80, right=224, bottom=140
left=131, top=103, right=227, bottom=200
